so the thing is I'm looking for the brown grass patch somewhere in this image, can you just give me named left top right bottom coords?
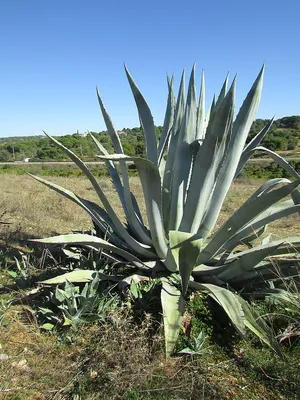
left=1, top=174, right=298, bottom=246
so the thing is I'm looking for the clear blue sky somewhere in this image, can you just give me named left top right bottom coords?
left=0, top=0, right=299, bottom=137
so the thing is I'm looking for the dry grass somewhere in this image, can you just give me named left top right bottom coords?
left=0, top=173, right=298, bottom=244
left=0, top=305, right=287, bottom=400
left=0, top=305, right=86, bottom=399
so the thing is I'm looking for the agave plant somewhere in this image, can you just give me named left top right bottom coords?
left=30, top=65, right=300, bottom=357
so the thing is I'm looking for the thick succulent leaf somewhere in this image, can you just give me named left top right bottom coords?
left=221, top=203, right=300, bottom=254
left=238, top=297, right=282, bottom=357
left=252, top=146, right=300, bottom=180
left=39, top=134, right=155, bottom=258
left=161, top=279, right=185, bottom=357
left=197, top=179, right=300, bottom=264
left=254, top=288, right=300, bottom=307
left=100, top=154, right=168, bottom=259
left=168, top=231, right=203, bottom=294
left=28, top=173, right=115, bottom=237
left=192, top=263, right=229, bottom=277
left=158, top=76, right=175, bottom=166
left=39, top=270, right=121, bottom=285
left=181, top=80, right=235, bottom=233
left=162, top=70, right=185, bottom=231
left=195, top=71, right=205, bottom=140
left=92, top=101, right=151, bottom=244
left=32, top=233, right=152, bottom=264
left=216, top=242, right=283, bottom=282
left=169, top=66, right=197, bottom=230
left=96, top=88, right=123, bottom=153
left=204, top=95, right=215, bottom=131
left=189, top=282, right=246, bottom=336
left=230, top=257, right=300, bottom=288
left=235, top=119, right=274, bottom=177
left=214, top=73, right=229, bottom=111
left=124, top=66, right=158, bottom=165
left=200, top=67, right=265, bottom=236
left=89, top=133, right=125, bottom=204
left=254, top=146, right=300, bottom=206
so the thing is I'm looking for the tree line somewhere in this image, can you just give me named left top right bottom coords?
left=0, top=116, right=299, bottom=162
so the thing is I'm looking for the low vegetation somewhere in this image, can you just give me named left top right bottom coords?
left=0, top=115, right=299, bottom=163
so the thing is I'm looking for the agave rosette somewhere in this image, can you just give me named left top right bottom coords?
left=31, top=65, right=300, bottom=356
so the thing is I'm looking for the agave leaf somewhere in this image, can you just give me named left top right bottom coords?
left=235, top=119, right=274, bottom=177
left=200, top=66, right=265, bottom=236
left=197, top=179, right=300, bottom=264
left=162, top=70, right=185, bottom=231
left=254, top=146, right=300, bottom=206
left=181, top=79, right=235, bottom=233
left=249, top=146, right=300, bottom=181
left=94, top=97, right=151, bottom=244
left=28, top=173, right=115, bottom=236
left=214, top=73, right=229, bottom=111
left=38, top=270, right=121, bottom=285
left=238, top=297, right=282, bottom=357
left=204, top=95, right=215, bottom=131
left=36, top=134, right=155, bottom=259
left=96, top=88, right=123, bottom=154
left=41, top=323, right=55, bottom=331
left=195, top=71, right=205, bottom=140
left=161, top=279, right=185, bottom=357
left=100, top=154, right=168, bottom=259
left=169, top=231, right=203, bottom=294
left=169, top=65, right=197, bottom=230
left=124, top=66, right=158, bottom=165
left=32, top=233, right=153, bottom=264
left=221, top=203, right=300, bottom=255
left=217, top=242, right=283, bottom=282
left=189, top=281, right=246, bottom=336
left=237, top=225, right=268, bottom=248
left=192, top=263, right=229, bottom=277
left=89, top=133, right=125, bottom=203
left=158, top=76, right=175, bottom=166
left=229, top=256, right=300, bottom=288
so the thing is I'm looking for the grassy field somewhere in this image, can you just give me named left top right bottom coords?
left=0, top=173, right=300, bottom=399
left=1, top=173, right=298, bottom=243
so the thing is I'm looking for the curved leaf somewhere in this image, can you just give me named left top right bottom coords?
left=100, top=154, right=168, bottom=259
left=124, top=66, right=158, bottom=165
left=161, top=279, right=185, bottom=357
